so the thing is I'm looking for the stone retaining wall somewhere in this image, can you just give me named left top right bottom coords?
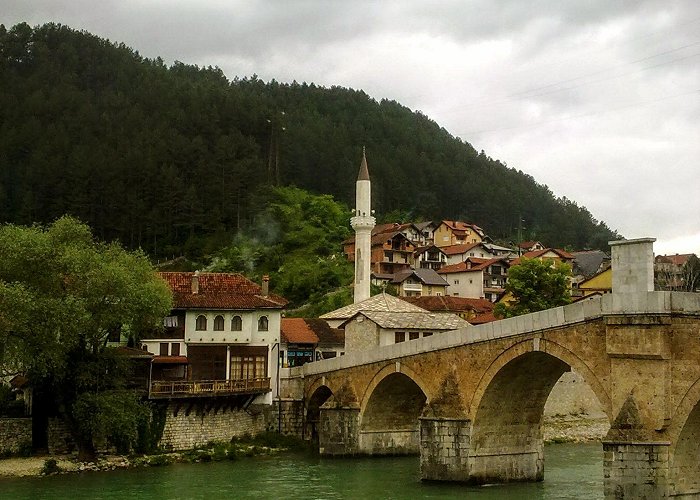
left=0, top=418, right=32, bottom=454
left=159, top=402, right=270, bottom=451
left=272, top=399, right=305, bottom=437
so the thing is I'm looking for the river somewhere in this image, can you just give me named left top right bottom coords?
left=1, top=443, right=602, bottom=499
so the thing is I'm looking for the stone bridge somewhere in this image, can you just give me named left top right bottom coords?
left=278, top=240, right=700, bottom=498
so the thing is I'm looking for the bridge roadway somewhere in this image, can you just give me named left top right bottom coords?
left=279, top=291, right=700, bottom=498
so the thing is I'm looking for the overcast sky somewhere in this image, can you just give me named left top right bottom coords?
left=3, top=1, right=699, bottom=255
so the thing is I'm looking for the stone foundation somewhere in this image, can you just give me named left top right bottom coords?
left=0, top=418, right=32, bottom=454
left=603, top=441, right=670, bottom=498
left=159, top=402, right=270, bottom=451
left=420, top=417, right=471, bottom=482
left=272, top=398, right=305, bottom=437
left=318, top=406, right=360, bottom=456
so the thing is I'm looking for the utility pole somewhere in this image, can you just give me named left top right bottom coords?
left=267, top=111, right=286, bottom=186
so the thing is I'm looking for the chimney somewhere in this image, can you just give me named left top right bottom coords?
left=191, top=271, right=200, bottom=294
left=262, top=275, right=269, bottom=296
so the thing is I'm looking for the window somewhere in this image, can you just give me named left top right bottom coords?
left=195, top=315, right=207, bottom=331
left=171, top=343, right=180, bottom=356
left=395, top=331, right=406, bottom=343
left=163, top=316, right=178, bottom=327
left=454, top=279, right=459, bottom=285
left=214, top=315, right=224, bottom=331
left=423, top=332, right=433, bottom=337
left=231, top=315, right=242, bottom=331
left=230, top=349, right=268, bottom=380
left=409, top=332, right=419, bottom=340
left=258, top=316, right=269, bottom=331
left=159, top=343, right=169, bottom=356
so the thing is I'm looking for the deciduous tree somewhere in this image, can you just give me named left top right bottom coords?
left=0, top=216, right=172, bottom=459
left=494, top=258, right=572, bottom=318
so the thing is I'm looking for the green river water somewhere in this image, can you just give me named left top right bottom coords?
left=1, top=443, right=602, bottom=499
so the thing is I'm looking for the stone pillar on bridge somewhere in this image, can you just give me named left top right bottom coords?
left=318, top=401, right=360, bottom=456
left=603, top=237, right=673, bottom=497
left=419, top=414, right=472, bottom=482
left=609, top=237, right=655, bottom=293
left=602, top=315, right=672, bottom=497
left=419, top=373, right=472, bottom=482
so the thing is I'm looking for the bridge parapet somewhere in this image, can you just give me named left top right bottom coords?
left=292, top=291, right=700, bottom=378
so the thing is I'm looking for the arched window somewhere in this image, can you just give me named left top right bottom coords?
left=214, top=315, right=224, bottom=331
left=195, top=315, right=207, bottom=331
left=257, top=316, right=269, bottom=332
left=231, top=315, right=242, bottom=331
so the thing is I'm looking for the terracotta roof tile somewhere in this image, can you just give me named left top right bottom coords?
left=158, top=272, right=287, bottom=310
left=441, top=242, right=482, bottom=256
left=281, top=318, right=319, bottom=344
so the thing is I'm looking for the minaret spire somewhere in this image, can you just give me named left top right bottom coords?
left=351, top=147, right=375, bottom=303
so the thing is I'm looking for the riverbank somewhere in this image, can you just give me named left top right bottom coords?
left=544, top=415, right=609, bottom=443
left=0, top=432, right=309, bottom=479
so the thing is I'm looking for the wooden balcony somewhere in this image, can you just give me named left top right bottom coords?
left=149, top=377, right=271, bottom=399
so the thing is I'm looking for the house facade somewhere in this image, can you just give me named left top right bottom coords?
left=442, top=242, right=496, bottom=265
left=142, top=272, right=287, bottom=404
left=433, top=220, right=485, bottom=247
left=389, top=268, right=449, bottom=297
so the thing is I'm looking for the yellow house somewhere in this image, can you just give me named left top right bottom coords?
left=577, top=267, right=612, bottom=297
left=433, top=220, right=485, bottom=248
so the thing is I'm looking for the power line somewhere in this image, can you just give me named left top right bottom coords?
left=457, top=88, right=700, bottom=138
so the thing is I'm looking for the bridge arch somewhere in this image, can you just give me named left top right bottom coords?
left=468, top=338, right=611, bottom=422
left=667, top=375, right=700, bottom=496
left=304, top=378, right=334, bottom=443
left=467, top=338, right=611, bottom=483
left=358, top=363, right=428, bottom=455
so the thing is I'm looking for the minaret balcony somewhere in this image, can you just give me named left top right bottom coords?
left=351, top=215, right=376, bottom=229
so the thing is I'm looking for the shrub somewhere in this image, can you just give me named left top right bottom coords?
left=41, top=459, right=61, bottom=475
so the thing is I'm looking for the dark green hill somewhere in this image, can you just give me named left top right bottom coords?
left=0, top=22, right=620, bottom=257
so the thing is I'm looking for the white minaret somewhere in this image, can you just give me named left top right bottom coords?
left=351, top=148, right=375, bottom=303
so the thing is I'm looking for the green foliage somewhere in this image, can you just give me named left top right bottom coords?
left=72, top=390, right=150, bottom=454
left=494, top=258, right=572, bottom=318
left=208, top=186, right=353, bottom=307
left=0, top=22, right=619, bottom=261
left=0, top=216, right=172, bottom=458
left=135, top=403, right=168, bottom=454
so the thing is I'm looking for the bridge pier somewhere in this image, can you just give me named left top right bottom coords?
left=318, top=403, right=360, bottom=456
left=419, top=416, right=471, bottom=481
left=603, top=441, right=670, bottom=498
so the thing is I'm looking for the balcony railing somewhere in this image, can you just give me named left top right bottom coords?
left=149, top=377, right=271, bottom=399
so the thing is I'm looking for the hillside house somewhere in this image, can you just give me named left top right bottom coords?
left=655, top=253, right=698, bottom=291
left=434, top=220, right=485, bottom=247
left=518, top=241, right=545, bottom=253
left=438, top=257, right=510, bottom=301
left=142, top=272, right=287, bottom=403
left=442, top=242, right=496, bottom=265
left=414, top=244, right=448, bottom=271
left=389, top=268, right=449, bottom=297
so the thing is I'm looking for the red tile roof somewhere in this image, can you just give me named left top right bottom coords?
left=441, top=220, right=484, bottom=235
left=438, top=257, right=507, bottom=274
left=281, top=318, right=319, bottom=344
left=471, top=311, right=498, bottom=324
left=441, top=242, right=482, bottom=256
left=655, top=254, right=694, bottom=266
left=510, top=248, right=574, bottom=266
left=158, top=272, right=287, bottom=310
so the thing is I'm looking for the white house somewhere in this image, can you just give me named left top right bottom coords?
left=141, top=272, right=287, bottom=404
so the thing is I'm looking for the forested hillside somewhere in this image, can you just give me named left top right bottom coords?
left=0, top=23, right=620, bottom=258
